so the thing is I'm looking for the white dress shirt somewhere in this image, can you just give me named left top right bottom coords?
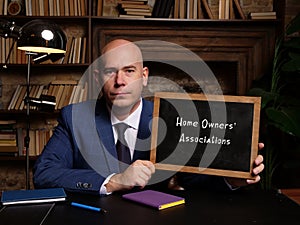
left=100, top=99, right=143, bottom=195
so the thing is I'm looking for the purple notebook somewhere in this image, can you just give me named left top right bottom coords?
left=122, top=190, right=185, bottom=210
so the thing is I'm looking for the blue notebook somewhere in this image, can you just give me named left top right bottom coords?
left=1, top=188, right=67, bottom=206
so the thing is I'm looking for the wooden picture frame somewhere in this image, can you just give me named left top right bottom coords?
left=150, top=92, right=261, bottom=179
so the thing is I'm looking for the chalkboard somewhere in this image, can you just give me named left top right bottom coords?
left=150, top=92, right=261, bottom=179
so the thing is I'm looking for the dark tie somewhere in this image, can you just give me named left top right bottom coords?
left=115, top=123, right=131, bottom=171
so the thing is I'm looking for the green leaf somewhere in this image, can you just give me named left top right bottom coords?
left=284, top=37, right=300, bottom=49
left=282, top=59, right=300, bottom=72
left=248, top=88, right=276, bottom=109
left=279, top=95, right=300, bottom=107
left=266, top=107, right=300, bottom=137
left=286, top=13, right=300, bottom=35
left=289, top=52, right=300, bottom=61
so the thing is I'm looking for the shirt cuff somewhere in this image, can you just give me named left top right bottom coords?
left=100, top=173, right=115, bottom=195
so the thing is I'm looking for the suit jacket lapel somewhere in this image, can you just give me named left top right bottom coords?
left=133, top=99, right=153, bottom=161
left=95, top=99, right=120, bottom=173
left=94, top=98, right=153, bottom=171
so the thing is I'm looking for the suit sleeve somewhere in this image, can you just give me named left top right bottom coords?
left=33, top=105, right=105, bottom=195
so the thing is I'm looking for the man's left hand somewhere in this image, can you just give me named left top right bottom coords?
left=226, top=143, right=265, bottom=188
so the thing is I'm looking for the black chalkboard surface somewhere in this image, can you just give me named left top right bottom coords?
left=150, top=92, right=261, bottom=179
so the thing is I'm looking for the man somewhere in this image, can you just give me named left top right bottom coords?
left=33, top=39, right=264, bottom=194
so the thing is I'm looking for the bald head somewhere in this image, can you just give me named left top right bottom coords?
left=99, top=39, right=149, bottom=118
left=100, top=39, right=144, bottom=69
left=102, top=39, right=142, bottom=58
left=101, top=39, right=137, bottom=53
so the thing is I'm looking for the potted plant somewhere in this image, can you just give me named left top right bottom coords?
left=248, top=13, right=300, bottom=190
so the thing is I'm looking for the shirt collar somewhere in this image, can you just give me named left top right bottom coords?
left=111, top=99, right=142, bottom=130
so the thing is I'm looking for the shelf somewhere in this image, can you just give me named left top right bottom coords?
left=1, top=63, right=90, bottom=68
left=0, top=156, right=38, bottom=161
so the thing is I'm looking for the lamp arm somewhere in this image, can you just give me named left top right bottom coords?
left=3, top=39, right=17, bottom=69
left=0, top=19, right=21, bottom=39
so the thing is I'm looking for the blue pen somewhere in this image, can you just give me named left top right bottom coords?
left=71, top=202, right=107, bottom=213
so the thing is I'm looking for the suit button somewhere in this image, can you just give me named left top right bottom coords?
left=83, top=183, right=91, bottom=188
left=76, top=182, right=82, bottom=188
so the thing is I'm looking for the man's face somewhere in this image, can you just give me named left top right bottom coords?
left=100, top=42, right=148, bottom=116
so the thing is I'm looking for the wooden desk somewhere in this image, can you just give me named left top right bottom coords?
left=280, top=188, right=300, bottom=205
left=0, top=188, right=299, bottom=225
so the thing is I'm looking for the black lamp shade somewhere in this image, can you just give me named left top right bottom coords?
left=17, top=19, right=66, bottom=54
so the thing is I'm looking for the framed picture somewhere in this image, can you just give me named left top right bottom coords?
left=150, top=92, right=261, bottom=179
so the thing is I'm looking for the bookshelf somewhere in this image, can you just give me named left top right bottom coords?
left=0, top=0, right=283, bottom=155
left=0, top=0, right=286, bottom=190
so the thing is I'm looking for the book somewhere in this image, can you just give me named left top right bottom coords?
left=250, top=15, right=276, bottom=20
left=249, top=11, right=276, bottom=17
left=122, top=190, right=185, bottom=210
left=249, top=11, right=276, bottom=20
left=97, top=0, right=103, bottom=16
left=232, top=0, right=245, bottom=19
left=201, top=0, right=213, bottom=19
left=0, top=145, right=18, bottom=153
left=0, top=120, right=16, bottom=125
left=8, top=84, right=21, bottom=110
left=1, top=188, right=67, bottom=206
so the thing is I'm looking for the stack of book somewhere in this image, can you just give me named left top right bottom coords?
left=0, top=120, right=18, bottom=157
left=249, top=11, right=276, bottom=20
left=118, top=0, right=152, bottom=18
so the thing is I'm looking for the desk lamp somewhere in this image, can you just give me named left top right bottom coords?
left=17, top=19, right=67, bottom=189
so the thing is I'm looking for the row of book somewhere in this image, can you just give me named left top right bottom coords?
left=7, top=80, right=88, bottom=111
left=119, top=0, right=276, bottom=20
left=218, top=0, right=245, bottom=19
left=48, top=81, right=88, bottom=110
left=0, top=38, right=25, bottom=65
left=0, top=126, right=54, bottom=157
left=0, top=0, right=87, bottom=16
left=169, top=0, right=245, bottom=19
left=152, top=0, right=173, bottom=18
left=117, top=0, right=246, bottom=19
left=91, top=0, right=104, bottom=16
left=19, top=127, right=54, bottom=156
left=63, top=37, right=87, bottom=64
left=0, top=36, right=87, bottom=65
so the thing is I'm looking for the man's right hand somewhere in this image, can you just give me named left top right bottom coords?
left=105, top=160, right=155, bottom=192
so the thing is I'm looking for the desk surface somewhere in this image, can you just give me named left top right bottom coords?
left=1, top=188, right=299, bottom=225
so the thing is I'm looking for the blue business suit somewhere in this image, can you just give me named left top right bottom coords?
left=33, top=98, right=153, bottom=193
left=33, top=98, right=231, bottom=194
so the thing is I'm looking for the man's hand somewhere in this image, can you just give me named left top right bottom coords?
left=105, top=160, right=155, bottom=192
left=226, top=143, right=265, bottom=188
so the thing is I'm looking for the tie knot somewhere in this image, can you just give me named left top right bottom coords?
left=115, top=123, right=129, bottom=143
